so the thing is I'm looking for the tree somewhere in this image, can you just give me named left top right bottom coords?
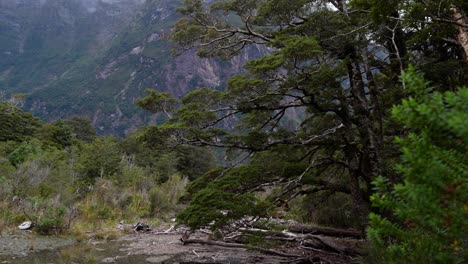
left=120, top=131, right=216, bottom=182
left=0, top=102, right=42, bottom=142
left=353, top=0, right=467, bottom=88
left=138, top=0, right=467, bottom=230
left=35, top=120, right=74, bottom=148
left=367, top=68, right=467, bottom=263
left=174, top=145, right=216, bottom=180
left=77, top=136, right=122, bottom=186
left=62, top=116, right=97, bottom=142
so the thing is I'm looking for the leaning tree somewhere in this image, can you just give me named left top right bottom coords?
left=137, top=0, right=467, bottom=230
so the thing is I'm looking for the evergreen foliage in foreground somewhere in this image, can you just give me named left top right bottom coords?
left=368, top=68, right=468, bottom=263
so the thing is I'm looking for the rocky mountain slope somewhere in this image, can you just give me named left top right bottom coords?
left=0, top=0, right=257, bottom=135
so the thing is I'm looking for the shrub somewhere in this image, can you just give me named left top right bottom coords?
left=25, top=196, right=67, bottom=235
left=149, top=174, right=188, bottom=218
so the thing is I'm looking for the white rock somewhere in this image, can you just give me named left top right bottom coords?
left=18, top=221, right=33, bottom=230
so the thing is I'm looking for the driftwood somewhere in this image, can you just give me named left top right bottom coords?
left=134, top=222, right=151, bottom=232
left=238, top=228, right=359, bottom=256
left=166, top=218, right=363, bottom=259
left=182, top=238, right=302, bottom=258
left=117, top=221, right=152, bottom=233
left=302, top=235, right=360, bottom=256
left=288, top=224, right=362, bottom=239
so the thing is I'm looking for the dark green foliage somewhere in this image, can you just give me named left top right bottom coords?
left=174, top=146, right=215, bottom=180
left=35, top=205, right=67, bottom=235
left=7, top=140, right=42, bottom=167
left=177, top=149, right=325, bottom=229
left=177, top=183, right=270, bottom=230
left=120, top=131, right=162, bottom=168
left=35, top=120, right=74, bottom=148
left=0, top=102, right=42, bottom=142
left=135, top=89, right=178, bottom=115
left=63, top=116, right=96, bottom=142
left=120, top=131, right=216, bottom=182
left=77, top=136, right=122, bottom=183
left=367, top=68, right=468, bottom=263
left=299, top=192, right=361, bottom=228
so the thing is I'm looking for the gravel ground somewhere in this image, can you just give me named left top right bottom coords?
left=0, top=231, right=291, bottom=264
left=0, top=229, right=355, bottom=263
left=118, top=232, right=291, bottom=264
left=0, top=231, right=74, bottom=257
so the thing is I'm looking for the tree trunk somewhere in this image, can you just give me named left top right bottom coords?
left=452, top=7, right=468, bottom=61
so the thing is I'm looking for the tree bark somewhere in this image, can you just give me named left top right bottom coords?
left=453, top=7, right=468, bottom=61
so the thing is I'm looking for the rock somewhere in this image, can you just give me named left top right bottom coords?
left=101, top=257, right=117, bottom=263
left=133, top=222, right=151, bottom=232
left=18, top=221, right=33, bottom=230
left=145, top=255, right=171, bottom=263
left=117, top=220, right=133, bottom=231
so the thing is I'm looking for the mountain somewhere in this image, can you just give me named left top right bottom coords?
left=0, top=0, right=257, bottom=135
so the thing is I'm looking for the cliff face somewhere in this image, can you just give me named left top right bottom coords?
left=0, top=0, right=258, bottom=135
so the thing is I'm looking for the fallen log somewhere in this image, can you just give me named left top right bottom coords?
left=182, top=238, right=302, bottom=258
left=288, top=224, right=362, bottom=239
left=300, top=236, right=362, bottom=256
left=237, top=228, right=360, bottom=256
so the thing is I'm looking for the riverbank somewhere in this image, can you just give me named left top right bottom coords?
left=0, top=223, right=359, bottom=264
left=0, top=231, right=292, bottom=264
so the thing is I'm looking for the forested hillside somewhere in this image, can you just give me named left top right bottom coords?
left=0, top=0, right=466, bottom=263
left=0, top=0, right=259, bottom=135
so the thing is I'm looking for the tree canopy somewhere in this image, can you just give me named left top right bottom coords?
left=0, top=102, right=42, bottom=142
left=136, top=0, right=466, bottom=230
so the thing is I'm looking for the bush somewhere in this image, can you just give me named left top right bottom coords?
left=24, top=196, right=68, bottom=235
left=36, top=214, right=65, bottom=235
left=79, top=179, right=119, bottom=222
left=149, top=174, right=188, bottom=218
